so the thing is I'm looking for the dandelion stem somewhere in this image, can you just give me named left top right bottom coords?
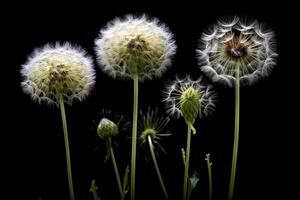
left=89, top=180, right=101, bottom=200
left=147, top=136, right=169, bottom=200
left=183, top=124, right=192, bottom=200
left=58, top=95, right=75, bottom=200
left=205, top=154, right=213, bottom=200
left=130, top=74, right=139, bottom=200
left=228, top=69, right=240, bottom=200
left=109, top=137, right=124, bottom=200
left=181, top=148, right=186, bottom=166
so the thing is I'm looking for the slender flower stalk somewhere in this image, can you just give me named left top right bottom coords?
left=163, top=76, right=217, bottom=200
left=59, top=95, right=75, bottom=200
left=138, top=108, right=171, bottom=199
left=205, top=153, right=213, bottom=200
left=131, top=74, right=139, bottom=199
left=197, top=16, right=277, bottom=200
left=95, top=15, right=176, bottom=200
left=21, top=42, right=95, bottom=200
left=148, top=136, right=168, bottom=199
left=109, top=137, right=124, bottom=200
left=183, top=125, right=192, bottom=200
left=228, top=68, right=240, bottom=200
left=181, top=148, right=186, bottom=165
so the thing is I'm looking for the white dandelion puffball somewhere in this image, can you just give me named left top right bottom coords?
left=163, top=76, right=217, bottom=125
left=95, top=14, right=177, bottom=80
left=197, top=16, right=278, bottom=86
left=21, top=42, right=96, bottom=104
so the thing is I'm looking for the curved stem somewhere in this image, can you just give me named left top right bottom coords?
left=58, top=96, right=75, bottom=200
left=109, top=138, right=124, bottom=200
left=205, top=154, right=213, bottom=200
left=228, top=70, right=240, bottom=200
left=183, top=124, right=192, bottom=200
left=130, top=74, right=139, bottom=200
left=147, top=136, right=169, bottom=200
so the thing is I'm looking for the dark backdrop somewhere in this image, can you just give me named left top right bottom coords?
left=6, top=1, right=297, bottom=200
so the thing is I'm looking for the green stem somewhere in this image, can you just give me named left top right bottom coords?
left=58, top=95, right=75, bottom=200
left=183, top=124, right=192, bottom=200
left=181, top=148, right=186, bottom=166
left=147, top=136, right=169, bottom=200
left=130, top=74, right=139, bottom=200
left=109, top=138, right=124, bottom=200
left=228, top=69, right=240, bottom=200
left=122, top=166, right=130, bottom=197
left=205, top=154, right=213, bottom=200
left=89, top=180, right=100, bottom=200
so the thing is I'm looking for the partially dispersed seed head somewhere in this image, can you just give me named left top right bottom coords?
left=163, top=76, right=217, bottom=122
left=197, top=16, right=278, bottom=86
left=140, top=128, right=157, bottom=141
left=138, top=108, right=170, bottom=147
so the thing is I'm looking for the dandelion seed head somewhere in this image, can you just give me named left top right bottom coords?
left=138, top=107, right=171, bottom=147
left=95, top=14, right=176, bottom=81
left=163, top=76, right=217, bottom=124
left=197, top=16, right=277, bottom=86
left=21, top=42, right=95, bottom=105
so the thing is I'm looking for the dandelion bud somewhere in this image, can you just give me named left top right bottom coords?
left=97, top=118, right=119, bottom=139
left=180, top=87, right=201, bottom=126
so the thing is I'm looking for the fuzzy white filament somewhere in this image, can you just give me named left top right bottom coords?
left=94, top=14, right=177, bottom=81
left=197, top=16, right=278, bottom=86
left=21, top=42, right=96, bottom=104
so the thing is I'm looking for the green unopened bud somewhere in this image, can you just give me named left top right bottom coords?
left=180, top=87, right=201, bottom=126
left=97, top=118, right=118, bottom=139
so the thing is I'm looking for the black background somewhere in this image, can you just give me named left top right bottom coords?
left=5, top=1, right=297, bottom=200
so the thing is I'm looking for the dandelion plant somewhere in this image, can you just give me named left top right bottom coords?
left=138, top=108, right=171, bottom=199
left=163, top=76, right=216, bottom=200
left=197, top=16, right=277, bottom=200
left=94, top=14, right=176, bottom=200
left=97, top=118, right=124, bottom=200
left=21, top=42, right=96, bottom=200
